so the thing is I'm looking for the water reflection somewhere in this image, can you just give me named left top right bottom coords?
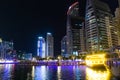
left=31, top=66, right=86, bottom=80
left=57, top=66, right=61, bottom=80
left=109, top=63, right=120, bottom=79
left=0, top=64, right=120, bottom=80
left=33, top=66, right=47, bottom=80
left=0, top=64, right=14, bottom=80
left=86, top=65, right=111, bottom=80
left=32, top=66, right=35, bottom=80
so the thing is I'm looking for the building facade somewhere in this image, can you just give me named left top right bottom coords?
left=23, top=53, right=32, bottom=60
left=85, top=0, right=118, bottom=52
left=0, top=38, right=14, bottom=59
left=61, top=36, right=68, bottom=57
left=37, top=37, right=45, bottom=58
left=105, top=17, right=118, bottom=48
left=46, top=33, right=54, bottom=58
left=66, top=2, right=85, bottom=56
left=114, top=0, right=120, bottom=45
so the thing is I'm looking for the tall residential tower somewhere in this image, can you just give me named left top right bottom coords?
left=85, top=0, right=118, bottom=52
left=37, top=37, right=46, bottom=58
left=114, top=0, right=120, bottom=45
left=46, top=33, right=54, bottom=57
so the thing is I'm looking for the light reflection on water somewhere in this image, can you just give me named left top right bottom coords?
left=32, top=66, right=35, bottom=80
left=86, top=66, right=111, bottom=80
left=35, top=66, right=47, bottom=80
left=32, top=66, right=86, bottom=80
left=57, top=66, right=61, bottom=80
left=0, top=64, right=14, bottom=80
left=0, top=64, right=119, bottom=80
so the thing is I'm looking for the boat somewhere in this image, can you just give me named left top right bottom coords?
left=85, top=53, right=107, bottom=67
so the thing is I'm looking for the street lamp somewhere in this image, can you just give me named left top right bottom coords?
left=58, top=56, right=61, bottom=60
left=0, top=38, right=2, bottom=43
left=71, top=55, right=75, bottom=60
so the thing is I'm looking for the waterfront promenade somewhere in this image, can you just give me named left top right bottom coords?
left=12, top=60, right=85, bottom=66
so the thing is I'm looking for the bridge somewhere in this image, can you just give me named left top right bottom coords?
left=0, top=59, right=85, bottom=66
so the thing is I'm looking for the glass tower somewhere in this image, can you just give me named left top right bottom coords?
left=85, top=0, right=118, bottom=52
left=37, top=37, right=45, bottom=58
left=46, top=33, right=54, bottom=57
left=61, top=36, right=68, bottom=57
left=66, top=2, right=85, bottom=56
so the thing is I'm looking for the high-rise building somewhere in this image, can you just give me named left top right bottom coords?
left=37, top=37, right=45, bottom=58
left=46, top=33, right=54, bottom=57
left=61, top=36, right=68, bottom=57
left=114, top=0, right=120, bottom=45
left=0, top=38, right=14, bottom=59
left=105, top=17, right=118, bottom=47
left=66, top=2, right=85, bottom=56
left=85, top=0, right=117, bottom=52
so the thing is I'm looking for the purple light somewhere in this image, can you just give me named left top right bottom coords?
left=0, top=60, right=14, bottom=63
left=5, top=60, right=13, bottom=63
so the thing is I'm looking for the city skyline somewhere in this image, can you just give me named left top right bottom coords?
left=0, top=0, right=118, bottom=56
left=37, top=33, right=54, bottom=58
left=0, top=0, right=119, bottom=80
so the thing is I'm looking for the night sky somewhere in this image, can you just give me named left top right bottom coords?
left=0, top=0, right=118, bottom=56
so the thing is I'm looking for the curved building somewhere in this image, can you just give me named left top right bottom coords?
left=66, top=2, right=85, bottom=56
left=85, top=0, right=118, bottom=52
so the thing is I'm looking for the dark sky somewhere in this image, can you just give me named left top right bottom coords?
left=0, top=0, right=118, bottom=56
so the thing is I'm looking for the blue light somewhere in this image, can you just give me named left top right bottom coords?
left=38, top=37, right=43, bottom=39
left=37, top=37, right=46, bottom=58
left=47, top=32, right=51, bottom=35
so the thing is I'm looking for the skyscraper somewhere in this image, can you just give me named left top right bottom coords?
left=0, top=38, right=14, bottom=59
left=105, top=17, right=118, bottom=47
left=61, top=36, right=68, bottom=57
left=37, top=37, right=45, bottom=58
left=46, top=33, right=54, bottom=57
left=114, top=0, right=120, bottom=45
left=85, top=0, right=117, bottom=52
left=66, top=2, right=85, bottom=56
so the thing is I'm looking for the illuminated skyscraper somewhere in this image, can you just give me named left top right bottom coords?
left=37, top=37, right=45, bottom=58
left=0, top=38, right=14, bottom=59
left=66, top=2, right=85, bottom=56
left=85, top=0, right=117, bottom=52
left=105, top=17, right=118, bottom=48
left=114, top=0, right=120, bottom=45
left=46, top=33, right=54, bottom=57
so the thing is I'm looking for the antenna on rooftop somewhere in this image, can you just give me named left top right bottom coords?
left=119, top=0, right=120, bottom=7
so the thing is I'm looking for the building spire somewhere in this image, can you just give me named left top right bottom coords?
left=118, top=0, right=120, bottom=8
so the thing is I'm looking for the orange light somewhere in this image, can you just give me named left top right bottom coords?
left=86, top=66, right=111, bottom=80
left=85, top=53, right=107, bottom=67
